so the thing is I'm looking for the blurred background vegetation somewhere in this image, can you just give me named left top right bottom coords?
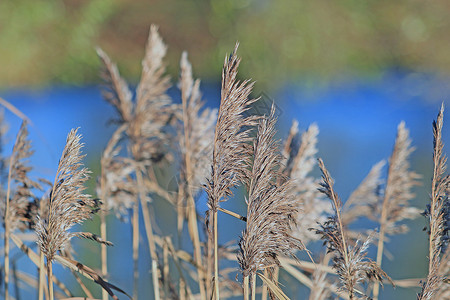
left=2, top=0, right=450, bottom=89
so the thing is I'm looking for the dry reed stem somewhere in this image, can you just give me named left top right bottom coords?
left=132, top=193, right=139, bottom=299
left=238, top=106, right=304, bottom=299
left=206, top=43, right=259, bottom=299
left=136, top=167, right=160, bottom=300
left=283, top=121, right=332, bottom=244
left=34, top=128, right=119, bottom=298
left=257, top=272, right=290, bottom=300
left=54, top=255, right=129, bottom=300
left=39, top=251, right=45, bottom=300
left=243, top=275, right=249, bottom=300
left=374, top=122, right=420, bottom=299
left=315, top=159, right=391, bottom=299
left=10, top=233, right=78, bottom=298
left=35, top=128, right=96, bottom=262
left=99, top=24, right=174, bottom=299
left=179, top=51, right=215, bottom=300
left=4, top=121, right=41, bottom=299
left=418, top=103, right=450, bottom=299
left=98, top=125, right=129, bottom=300
left=48, top=261, right=54, bottom=300
left=100, top=209, right=108, bottom=300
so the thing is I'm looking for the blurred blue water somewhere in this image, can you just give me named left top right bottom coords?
left=1, top=72, right=449, bottom=299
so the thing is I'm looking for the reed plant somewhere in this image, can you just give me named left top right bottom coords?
left=0, top=25, right=448, bottom=300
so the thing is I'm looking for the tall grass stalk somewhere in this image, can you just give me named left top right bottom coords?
left=206, top=43, right=258, bottom=299
left=374, top=122, right=419, bottom=299
left=100, top=208, right=108, bottom=300
left=418, top=104, right=450, bottom=299
left=4, top=133, right=13, bottom=300
left=180, top=52, right=206, bottom=299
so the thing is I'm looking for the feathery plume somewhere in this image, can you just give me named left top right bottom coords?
left=238, top=106, right=304, bottom=280
left=98, top=25, right=175, bottom=164
left=178, top=50, right=217, bottom=300
left=179, top=51, right=217, bottom=195
left=314, top=159, right=391, bottom=299
left=96, top=48, right=133, bottom=124
left=98, top=25, right=174, bottom=300
left=378, top=122, right=421, bottom=236
left=98, top=125, right=136, bottom=220
left=205, top=43, right=259, bottom=214
left=205, top=43, right=259, bottom=299
left=418, top=104, right=450, bottom=299
left=373, top=122, right=421, bottom=299
left=3, top=121, right=41, bottom=231
left=132, top=24, right=175, bottom=163
left=282, top=121, right=332, bottom=244
left=35, top=128, right=98, bottom=262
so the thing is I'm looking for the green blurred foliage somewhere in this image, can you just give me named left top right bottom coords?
left=1, top=0, right=450, bottom=88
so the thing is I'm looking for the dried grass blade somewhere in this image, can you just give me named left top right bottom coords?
left=0, top=97, right=32, bottom=124
left=257, top=272, right=290, bottom=300
left=74, top=232, right=113, bottom=246
left=54, top=255, right=131, bottom=299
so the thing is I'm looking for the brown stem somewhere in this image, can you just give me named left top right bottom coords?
left=38, top=251, right=45, bottom=300
left=100, top=209, right=108, bottom=300
left=4, top=140, right=14, bottom=300
left=132, top=193, right=139, bottom=299
left=243, top=275, right=249, bottom=300
left=214, top=210, right=220, bottom=300
left=48, top=260, right=54, bottom=300
left=251, top=273, right=256, bottom=300
left=136, top=168, right=160, bottom=300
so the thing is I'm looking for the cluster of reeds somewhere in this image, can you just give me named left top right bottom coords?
left=0, top=25, right=449, bottom=300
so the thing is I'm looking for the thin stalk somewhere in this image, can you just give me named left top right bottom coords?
left=132, top=193, right=139, bottom=299
left=12, top=262, right=19, bottom=300
left=180, top=78, right=207, bottom=300
left=4, top=218, right=10, bottom=300
left=187, top=194, right=207, bottom=300
left=261, top=269, right=268, bottom=300
left=180, top=280, right=186, bottom=300
left=373, top=218, right=386, bottom=299
left=163, top=240, right=169, bottom=298
left=48, top=260, right=54, bottom=300
left=99, top=161, right=108, bottom=300
left=100, top=209, right=108, bottom=300
left=373, top=172, right=395, bottom=300
left=136, top=168, right=160, bottom=300
left=214, top=210, right=220, bottom=300
left=38, top=251, right=45, bottom=300
left=4, top=142, right=14, bottom=300
left=251, top=273, right=256, bottom=300
left=152, top=260, right=161, bottom=300
left=71, top=269, right=94, bottom=298
left=206, top=227, right=213, bottom=298
left=243, top=275, right=249, bottom=300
